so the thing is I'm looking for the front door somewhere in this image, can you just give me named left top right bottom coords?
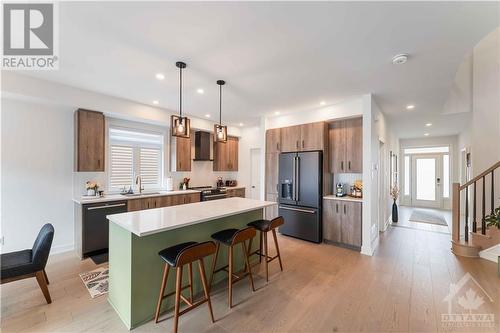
left=411, top=154, right=442, bottom=208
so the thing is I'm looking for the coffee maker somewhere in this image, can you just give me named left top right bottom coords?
left=335, top=182, right=345, bottom=197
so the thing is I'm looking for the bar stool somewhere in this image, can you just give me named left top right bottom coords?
left=247, top=216, right=284, bottom=282
left=154, top=241, right=216, bottom=333
left=209, top=227, right=256, bottom=308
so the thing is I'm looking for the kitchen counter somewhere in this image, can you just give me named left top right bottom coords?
left=107, top=197, right=274, bottom=237
left=323, top=195, right=363, bottom=203
left=73, top=189, right=201, bottom=204
left=107, top=197, right=276, bottom=329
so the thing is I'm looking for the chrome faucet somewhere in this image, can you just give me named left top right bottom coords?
left=135, top=175, right=143, bottom=194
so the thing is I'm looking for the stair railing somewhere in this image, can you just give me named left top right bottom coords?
left=452, top=161, right=500, bottom=244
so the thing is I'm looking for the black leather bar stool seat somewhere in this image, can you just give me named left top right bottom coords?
left=210, top=229, right=239, bottom=246
left=209, top=227, right=256, bottom=308
left=158, top=241, right=197, bottom=266
left=247, top=216, right=284, bottom=282
left=155, top=241, right=216, bottom=333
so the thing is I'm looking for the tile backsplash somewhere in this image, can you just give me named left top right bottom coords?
left=332, top=173, right=362, bottom=192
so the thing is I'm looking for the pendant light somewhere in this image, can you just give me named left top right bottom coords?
left=214, top=80, right=227, bottom=143
left=171, top=61, right=191, bottom=138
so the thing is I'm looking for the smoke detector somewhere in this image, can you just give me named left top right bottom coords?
left=392, top=54, right=408, bottom=65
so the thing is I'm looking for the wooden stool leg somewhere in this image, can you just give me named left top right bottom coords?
left=228, top=245, right=233, bottom=308
left=209, top=242, right=220, bottom=290
left=43, top=269, right=49, bottom=285
left=242, top=242, right=255, bottom=292
left=263, top=232, right=269, bottom=282
left=259, top=231, right=263, bottom=263
left=272, top=229, right=283, bottom=271
left=173, top=266, right=183, bottom=333
left=35, top=270, right=51, bottom=304
left=188, top=262, right=194, bottom=302
left=247, top=236, right=253, bottom=257
left=154, top=264, right=170, bottom=323
left=198, top=258, right=215, bottom=323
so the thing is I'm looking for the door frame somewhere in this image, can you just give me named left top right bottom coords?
left=249, top=148, right=261, bottom=200
left=410, top=153, right=443, bottom=208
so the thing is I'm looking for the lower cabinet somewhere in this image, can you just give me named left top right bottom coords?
left=127, top=193, right=201, bottom=212
left=227, top=188, right=245, bottom=198
left=323, top=199, right=362, bottom=249
left=265, top=193, right=279, bottom=220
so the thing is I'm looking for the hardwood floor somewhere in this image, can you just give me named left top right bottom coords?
left=2, top=223, right=499, bottom=332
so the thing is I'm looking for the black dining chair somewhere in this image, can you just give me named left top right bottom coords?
left=1, top=223, right=54, bottom=303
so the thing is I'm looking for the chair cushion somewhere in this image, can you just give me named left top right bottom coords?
left=211, top=229, right=239, bottom=245
left=1, top=249, right=36, bottom=280
left=247, top=219, right=272, bottom=232
left=158, top=242, right=198, bottom=267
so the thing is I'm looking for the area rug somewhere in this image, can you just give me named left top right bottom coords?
left=409, top=209, right=448, bottom=226
left=79, top=266, right=109, bottom=298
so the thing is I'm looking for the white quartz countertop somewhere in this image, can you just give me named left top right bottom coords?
left=323, top=195, right=363, bottom=203
left=107, top=197, right=276, bottom=237
left=73, top=190, right=201, bottom=204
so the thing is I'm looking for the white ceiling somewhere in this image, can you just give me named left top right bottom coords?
left=24, top=2, right=498, bottom=133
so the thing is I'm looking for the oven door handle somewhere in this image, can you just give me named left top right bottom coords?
left=204, top=194, right=227, bottom=199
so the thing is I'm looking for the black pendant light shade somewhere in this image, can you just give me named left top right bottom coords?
left=214, top=79, right=227, bottom=143
left=171, top=61, right=191, bottom=138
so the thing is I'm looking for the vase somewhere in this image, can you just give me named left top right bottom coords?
left=87, top=189, right=96, bottom=196
left=392, top=199, right=398, bottom=223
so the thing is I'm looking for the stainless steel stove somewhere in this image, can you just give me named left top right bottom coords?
left=189, top=186, right=227, bottom=201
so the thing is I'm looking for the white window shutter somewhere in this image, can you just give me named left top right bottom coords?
left=139, top=147, right=161, bottom=187
left=110, top=145, right=134, bottom=189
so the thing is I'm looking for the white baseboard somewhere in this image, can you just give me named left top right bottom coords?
left=50, top=243, right=74, bottom=255
left=479, top=244, right=500, bottom=263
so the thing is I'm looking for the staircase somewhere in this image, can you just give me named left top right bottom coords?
left=451, top=161, right=500, bottom=258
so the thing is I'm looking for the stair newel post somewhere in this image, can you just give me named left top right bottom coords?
left=452, top=183, right=460, bottom=243
left=465, top=185, right=469, bottom=242
left=472, top=181, right=477, bottom=233
left=482, top=176, right=486, bottom=235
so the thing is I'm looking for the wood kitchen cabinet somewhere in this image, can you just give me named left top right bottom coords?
left=329, top=117, right=362, bottom=173
left=266, top=128, right=281, bottom=153
left=323, top=199, right=362, bottom=249
left=280, top=125, right=301, bottom=152
left=127, top=199, right=142, bottom=212
left=171, top=136, right=191, bottom=172
left=128, top=193, right=200, bottom=212
left=265, top=152, right=279, bottom=194
left=265, top=193, right=279, bottom=220
left=75, top=109, right=105, bottom=172
left=227, top=188, right=245, bottom=198
left=213, top=136, right=239, bottom=171
left=279, top=122, right=327, bottom=153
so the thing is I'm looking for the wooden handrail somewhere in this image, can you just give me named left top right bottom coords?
left=459, top=160, right=500, bottom=190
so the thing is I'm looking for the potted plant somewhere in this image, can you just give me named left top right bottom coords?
left=390, top=185, right=399, bottom=223
left=86, top=181, right=99, bottom=196
left=484, top=207, right=500, bottom=229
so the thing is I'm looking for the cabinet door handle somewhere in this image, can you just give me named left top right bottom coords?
left=302, top=140, right=304, bottom=148
left=97, top=159, right=101, bottom=168
left=336, top=203, right=338, bottom=213
left=276, top=143, right=279, bottom=151
left=341, top=161, right=344, bottom=171
left=348, top=161, right=351, bottom=170
left=344, top=204, right=346, bottom=215
left=87, top=203, right=126, bottom=210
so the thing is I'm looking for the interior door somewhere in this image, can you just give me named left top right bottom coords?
left=411, top=154, right=442, bottom=208
left=250, top=148, right=261, bottom=199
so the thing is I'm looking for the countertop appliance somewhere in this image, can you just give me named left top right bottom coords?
left=278, top=151, right=322, bottom=243
left=82, top=200, right=128, bottom=257
left=190, top=186, right=228, bottom=201
left=336, top=182, right=346, bottom=197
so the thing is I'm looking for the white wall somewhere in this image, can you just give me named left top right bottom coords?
left=1, top=99, right=75, bottom=253
left=238, top=126, right=261, bottom=195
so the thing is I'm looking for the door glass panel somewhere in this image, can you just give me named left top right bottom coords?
left=416, top=158, right=435, bottom=200
left=404, top=156, right=410, bottom=195
left=443, top=154, right=449, bottom=198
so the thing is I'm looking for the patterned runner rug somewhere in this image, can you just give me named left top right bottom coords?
left=79, top=266, right=109, bottom=298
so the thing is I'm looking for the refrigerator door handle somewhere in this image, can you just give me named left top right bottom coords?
left=292, top=156, right=296, bottom=201
left=296, top=156, right=300, bottom=202
left=279, top=206, right=316, bottom=214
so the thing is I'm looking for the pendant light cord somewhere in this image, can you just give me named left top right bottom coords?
left=179, top=66, right=183, bottom=118
left=219, top=83, right=222, bottom=125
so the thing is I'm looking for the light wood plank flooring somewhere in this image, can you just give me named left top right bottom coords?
left=2, top=224, right=498, bottom=332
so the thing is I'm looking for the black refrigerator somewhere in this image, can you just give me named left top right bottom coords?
left=278, top=151, right=322, bottom=243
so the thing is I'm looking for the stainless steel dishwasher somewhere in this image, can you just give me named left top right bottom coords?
left=82, top=201, right=128, bottom=257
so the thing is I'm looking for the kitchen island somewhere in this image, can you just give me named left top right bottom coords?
left=106, top=197, right=276, bottom=329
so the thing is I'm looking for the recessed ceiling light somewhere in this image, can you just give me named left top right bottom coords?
left=152, top=100, right=159, bottom=105
left=205, top=114, right=211, bottom=118
left=425, top=123, right=432, bottom=127
left=320, top=101, right=326, bottom=106
left=424, top=133, right=430, bottom=136
left=392, top=54, right=408, bottom=65
left=155, top=73, right=165, bottom=80
left=274, top=111, right=281, bottom=115
left=406, top=104, right=415, bottom=110
left=239, top=123, right=244, bottom=127
left=197, top=88, right=204, bottom=94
